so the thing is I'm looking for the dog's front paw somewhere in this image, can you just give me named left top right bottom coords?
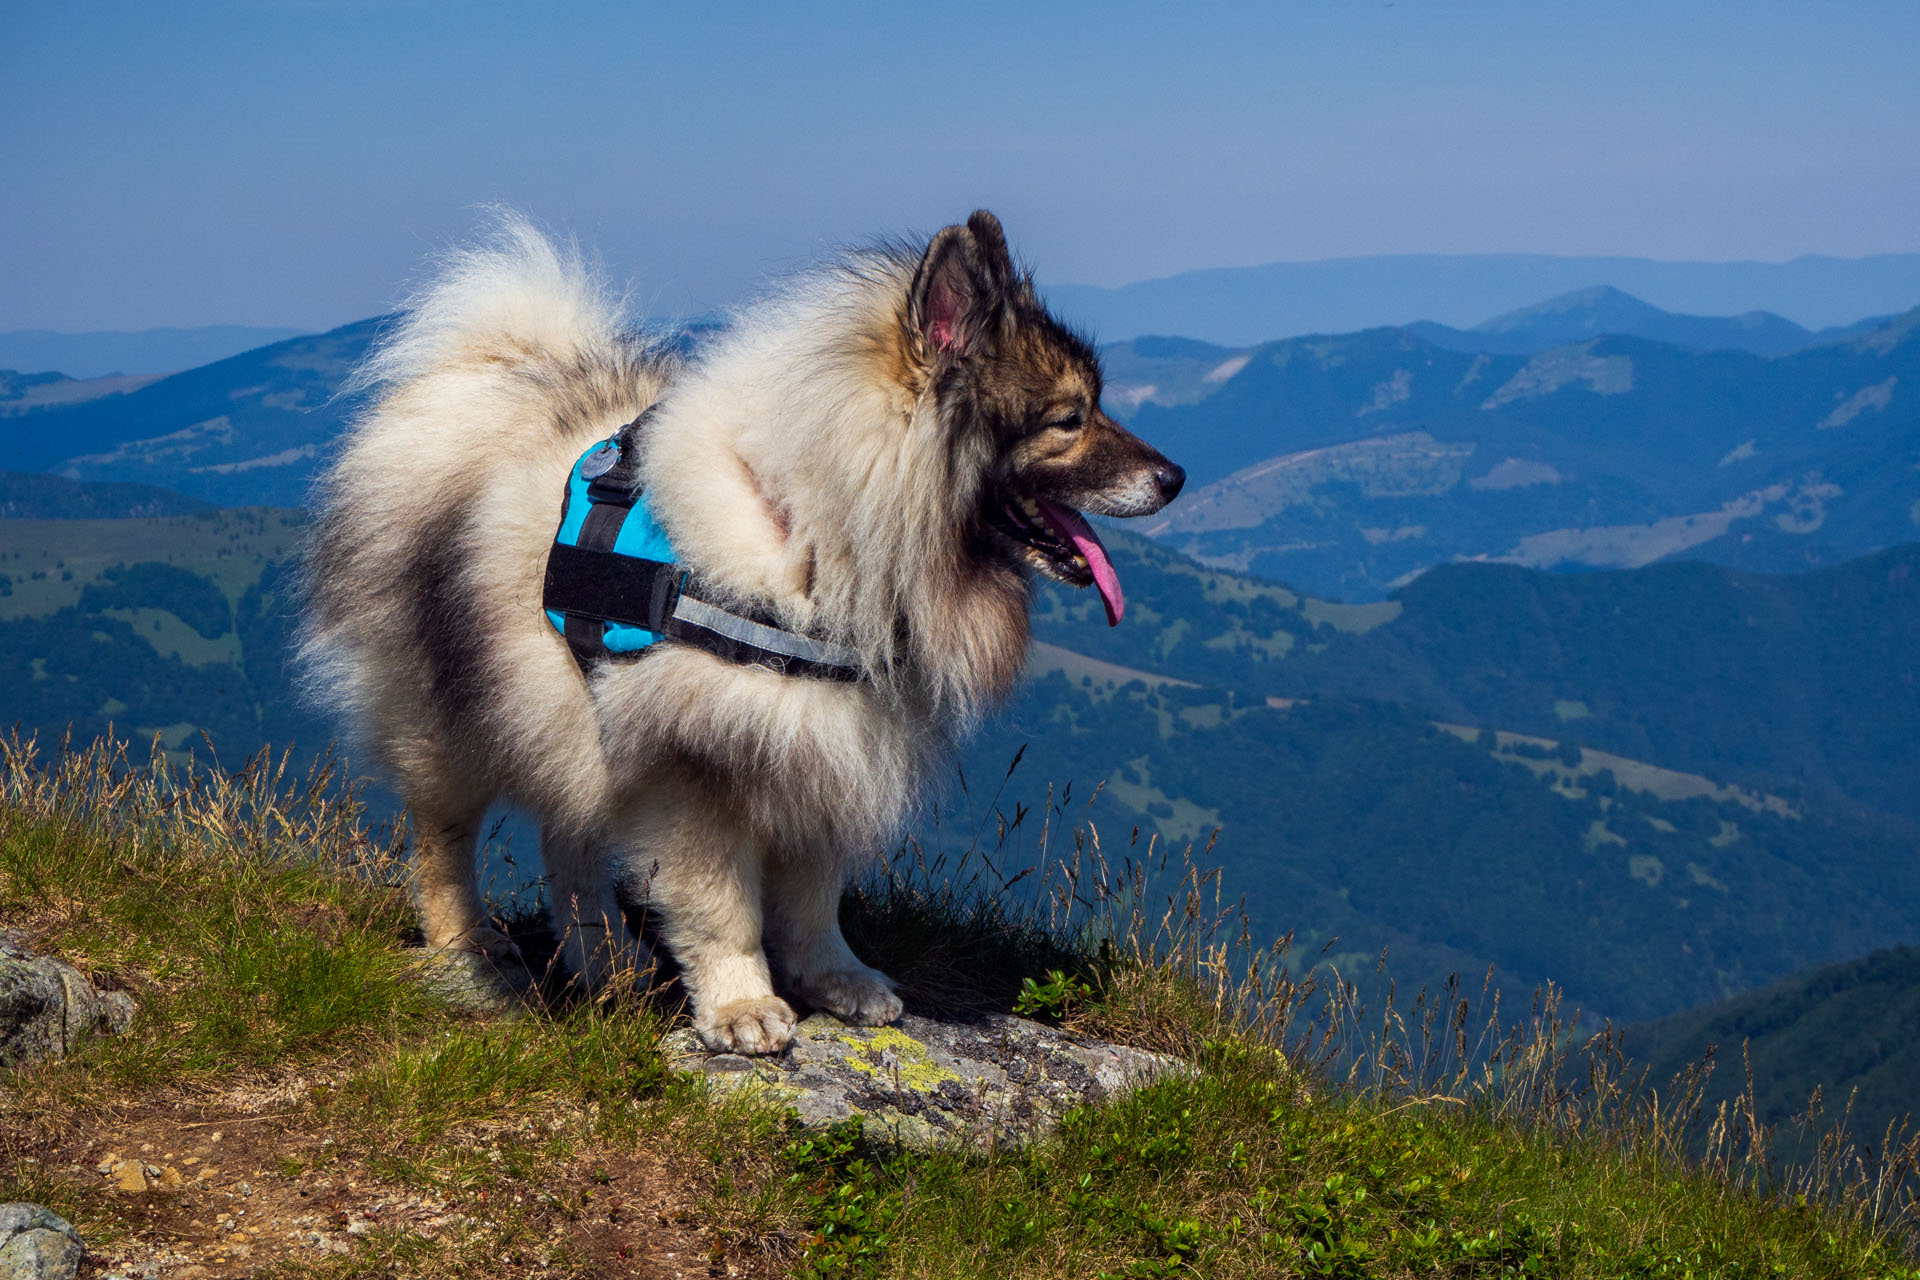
left=797, top=967, right=904, bottom=1027
left=695, top=995, right=798, bottom=1055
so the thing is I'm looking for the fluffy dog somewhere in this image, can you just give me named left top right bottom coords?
left=301, top=210, right=1183, bottom=1053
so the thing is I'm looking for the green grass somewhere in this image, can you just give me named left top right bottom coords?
left=2, top=735, right=1916, bottom=1277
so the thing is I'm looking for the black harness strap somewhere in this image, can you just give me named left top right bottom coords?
left=542, top=406, right=864, bottom=684
left=545, top=542, right=684, bottom=633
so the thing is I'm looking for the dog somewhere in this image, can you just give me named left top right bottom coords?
left=300, top=210, right=1183, bottom=1054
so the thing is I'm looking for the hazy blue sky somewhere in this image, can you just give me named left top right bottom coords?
left=4, top=0, right=1917, bottom=331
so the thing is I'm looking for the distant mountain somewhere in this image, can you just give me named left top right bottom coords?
left=1098, top=335, right=1247, bottom=413
left=0, top=470, right=210, bottom=519
left=0, top=368, right=161, bottom=416
left=1404, top=286, right=1889, bottom=358
left=1046, top=252, right=1920, bottom=347
left=1132, top=308, right=1920, bottom=599
left=0, top=318, right=382, bottom=507
left=9, top=301, right=1918, bottom=609
left=1271, top=545, right=1920, bottom=823
left=1621, top=946, right=1920, bottom=1159
left=0, top=326, right=311, bottom=379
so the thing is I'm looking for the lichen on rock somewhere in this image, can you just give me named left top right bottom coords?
left=662, top=1011, right=1188, bottom=1149
left=0, top=1203, right=86, bottom=1280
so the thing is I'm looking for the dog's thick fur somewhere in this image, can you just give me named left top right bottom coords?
left=301, top=211, right=1181, bottom=1053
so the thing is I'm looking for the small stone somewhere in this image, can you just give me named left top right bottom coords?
left=180, top=1157, right=199, bottom=1167
left=157, top=1168, right=184, bottom=1189
left=111, top=1161, right=148, bottom=1194
left=0, top=1202, right=86, bottom=1280
left=703, top=1054, right=754, bottom=1074
left=93, top=1155, right=120, bottom=1176
left=238, top=1183, right=253, bottom=1198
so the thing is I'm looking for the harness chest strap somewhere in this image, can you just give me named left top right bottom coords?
left=541, top=410, right=864, bottom=683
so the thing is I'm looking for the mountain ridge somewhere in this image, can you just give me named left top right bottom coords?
left=0, top=324, right=313, bottom=379
left=1046, top=251, right=1920, bottom=346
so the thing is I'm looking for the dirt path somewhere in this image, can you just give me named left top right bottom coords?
left=15, top=1088, right=778, bottom=1279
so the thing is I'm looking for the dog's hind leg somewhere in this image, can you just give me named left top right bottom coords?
left=766, top=848, right=903, bottom=1027
left=409, top=799, right=520, bottom=961
left=542, top=827, right=651, bottom=991
left=641, top=806, right=796, bottom=1054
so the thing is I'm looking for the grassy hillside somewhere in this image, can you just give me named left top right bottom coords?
left=2, top=740, right=1916, bottom=1278
left=0, top=509, right=326, bottom=761
left=0, top=470, right=212, bottom=519
left=1621, top=947, right=1920, bottom=1165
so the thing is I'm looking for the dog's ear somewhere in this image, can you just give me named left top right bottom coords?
left=910, top=213, right=1012, bottom=360
left=965, top=210, right=1016, bottom=294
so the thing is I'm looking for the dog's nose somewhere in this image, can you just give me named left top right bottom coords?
left=1153, top=462, right=1186, bottom=503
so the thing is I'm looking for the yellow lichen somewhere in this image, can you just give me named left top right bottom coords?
left=833, top=1026, right=962, bottom=1092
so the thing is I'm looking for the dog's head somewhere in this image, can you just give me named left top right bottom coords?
left=905, top=211, right=1184, bottom=625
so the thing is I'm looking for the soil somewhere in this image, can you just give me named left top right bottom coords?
left=11, top=1085, right=785, bottom=1279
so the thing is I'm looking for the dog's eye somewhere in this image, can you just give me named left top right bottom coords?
left=1048, top=410, right=1084, bottom=431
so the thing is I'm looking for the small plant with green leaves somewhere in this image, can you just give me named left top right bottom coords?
left=784, top=1120, right=896, bottom=1278
left=1014, top=967, right=1097, bottom=1020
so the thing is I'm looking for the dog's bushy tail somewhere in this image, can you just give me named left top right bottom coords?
left=346, top=209, right=627, bottom=398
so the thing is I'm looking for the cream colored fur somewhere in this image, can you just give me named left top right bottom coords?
left=302, top=215, right=1046, bottom=1051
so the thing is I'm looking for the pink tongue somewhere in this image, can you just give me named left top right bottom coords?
left=1034, top=497, right=1125, bottom=625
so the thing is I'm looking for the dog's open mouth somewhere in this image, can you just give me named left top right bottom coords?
left=988, top=495, right=1125, bottom=625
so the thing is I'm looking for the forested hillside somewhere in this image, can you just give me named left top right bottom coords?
left=1622, top=946, right=1920, bottom=1159
left=0, top=510, right=324, bottom=760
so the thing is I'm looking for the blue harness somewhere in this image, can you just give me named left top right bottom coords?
left=541, top=409, right=863, bottom=682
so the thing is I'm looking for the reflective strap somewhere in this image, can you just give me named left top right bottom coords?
left=669, top=595, right=863, bottom=673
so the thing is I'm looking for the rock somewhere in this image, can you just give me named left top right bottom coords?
left=662, top=1012, right=1190, bottom=1149
left=108, top=1161, right=147, bottom=1195
left=0, top=1203, right=85, bottom=1280
left=0, top=935, right=136, bottom=1070
left=408, top=947, right=538, bottom=1014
